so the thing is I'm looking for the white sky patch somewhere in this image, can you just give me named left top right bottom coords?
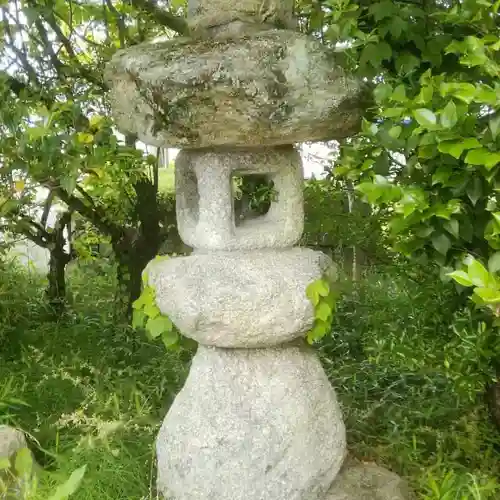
left=141, top=142, right=338, bottom=179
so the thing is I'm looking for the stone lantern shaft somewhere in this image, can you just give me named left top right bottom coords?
left=187, top=0, right=296, bottom=33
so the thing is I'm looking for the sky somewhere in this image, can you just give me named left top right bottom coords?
left=144, top=142, right=337, bottom=179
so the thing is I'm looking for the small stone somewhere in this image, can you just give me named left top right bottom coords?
left=147, top=248, right=333, bottom=348
left=0, top=426, right=36, bottom=499
left=176, top=146, right=303, bottom=251
left=156, top=344, right=346, bottom=500
left=0, top=426, right=27, bottom=462
left=326, top=459, right=416, bottom=500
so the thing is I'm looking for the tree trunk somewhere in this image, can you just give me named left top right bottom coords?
left=486, top=366, right=500, bottom=432
left=113, top=176, right=164, bottom=318
left=45, top=211, right=72, bottom=315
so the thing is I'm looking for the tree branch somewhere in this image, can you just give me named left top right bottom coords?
left=75, top=184, right=97, bottom=208
left=0, top=72, right=54, bottom=108
left=52, top=186, right=124, bottom=243
left=130, top=0, right=189, bottom=35
left=20, top=228, right=50, bottom=248
left=41, top=190, right=55, bottom=228
left=105, top=0, right=128, bottom=48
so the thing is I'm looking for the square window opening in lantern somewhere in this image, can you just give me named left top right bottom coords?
left=232, top=173, right=277, bottom=227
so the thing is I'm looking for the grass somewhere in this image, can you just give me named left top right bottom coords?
left=1, top=262, right=191, bottom=499
left=1, top=259, right=499, bottom=499
left=319, top=264, right=500, bottom=498
left=157, top=166, right=175, bottom=194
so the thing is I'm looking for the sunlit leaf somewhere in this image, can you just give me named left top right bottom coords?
left=146, top=315, right=173, bottom=339
left=447, top=270, right=474, bottom=287
left=48, top=465, right=87, bottom=500
left=488, top=252, right=500, bottom=273
left=440, top=101, right=457, bottom=129
left=14, top=448, right=33, bottom=476
left=467, top=259, right=490, bottom=287
left=413, top=108, right=437, bottom=128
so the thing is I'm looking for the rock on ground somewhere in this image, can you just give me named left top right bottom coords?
left=0, top=426, right=34, bottom=498
left=0, top=426, right=27, bottom=462
left=326, top=458, right=415, bottom=500
left=156, top=344, right=346, bottom=500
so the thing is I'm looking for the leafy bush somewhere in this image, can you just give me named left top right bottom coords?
left=320, top=262, right=500, bottom=497
left=0, top=260, right=47, bottom=355
left=302, top=178, right=389, bottom=277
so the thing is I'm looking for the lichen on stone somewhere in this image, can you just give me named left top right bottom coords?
left=105, top=28, right=365, bottom=147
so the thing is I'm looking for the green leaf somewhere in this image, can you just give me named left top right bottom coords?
left=48, top=465, right=87, bottom=500
left=465, top=149, right=500, bottom=170
left=490, top=114, right=500, bottom=139
left=374, top=83, right=392, bottom=104
left=396, top=53, right=420, bottom=75
left=378, top=41, right=393, bottom=62
left=413, top=108, right=437, bottom=128
left=380, top=107, right=405, bottom=118
left=440, top=101, right=457, bottom=129
left=389, top=16, right=407, bottom=38
left=362, top=119, right=378, bottom=136
left=0, top=457, right=11, bottom=470
left=27, top=126, right=47, bottom=140
left=143, top=302, right=160, bottom=320
left=391, top=84, right=407, bottom=103
left=466, top=177, right=482, bottom=206
left=431, top=233, right=451, bottom=255
left=146, top=315, right=173, bottom=339
left=432, top=166, right=452, bottom=185
left=468, top=259, right=490, bottom=287
left=444, top=219, right=459, bottom=238
left=60, top=175, right=78, bottom=195
left=89, top=115, right=105, bottom=129
left=306, top=320, right=330, bottom=344
left=474, top=287, right=500, bottom=304
left=306, top=279, right=330, bottom=306
left=161, top=329, right=179, bottom=349
left=315, top=302, right=333, bottom=322
left=438, top=138, right=481, bottom=159
left=132, top=286, right=154, bottom=310
left=323, top=289, right=339, bottom=311
left=360, top=43, right=392, bottom=69
left=14, top=448, right=33, bottom=476
left=440, top=82, right=477, bottom=103
left=488, top=252, right=500, bottom=273
left=447, top=270, right=474, bottom=287
left=388, top=126, right=402, bottom=139
left=76, top=132, right=94, bottom=144
left=416, top=85, right=433, bottom=105
left=132, top=310, right=146, bottom=329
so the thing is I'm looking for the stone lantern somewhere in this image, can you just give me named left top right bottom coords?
left=106, top=1, right=413, bottom=499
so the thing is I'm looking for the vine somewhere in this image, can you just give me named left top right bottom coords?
left=132, top=256, right=179, bottom=349
left=305, top=267, right=340, bottom=344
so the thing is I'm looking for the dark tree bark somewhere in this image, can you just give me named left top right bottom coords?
left=45, top=211, right=73, bottom=314
left=112, top=175, right=164, bottom=318
left=486, top=365, right=500, bottom=432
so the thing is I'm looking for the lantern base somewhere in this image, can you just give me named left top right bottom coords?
left=156, top=344, right=346, bottom=500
